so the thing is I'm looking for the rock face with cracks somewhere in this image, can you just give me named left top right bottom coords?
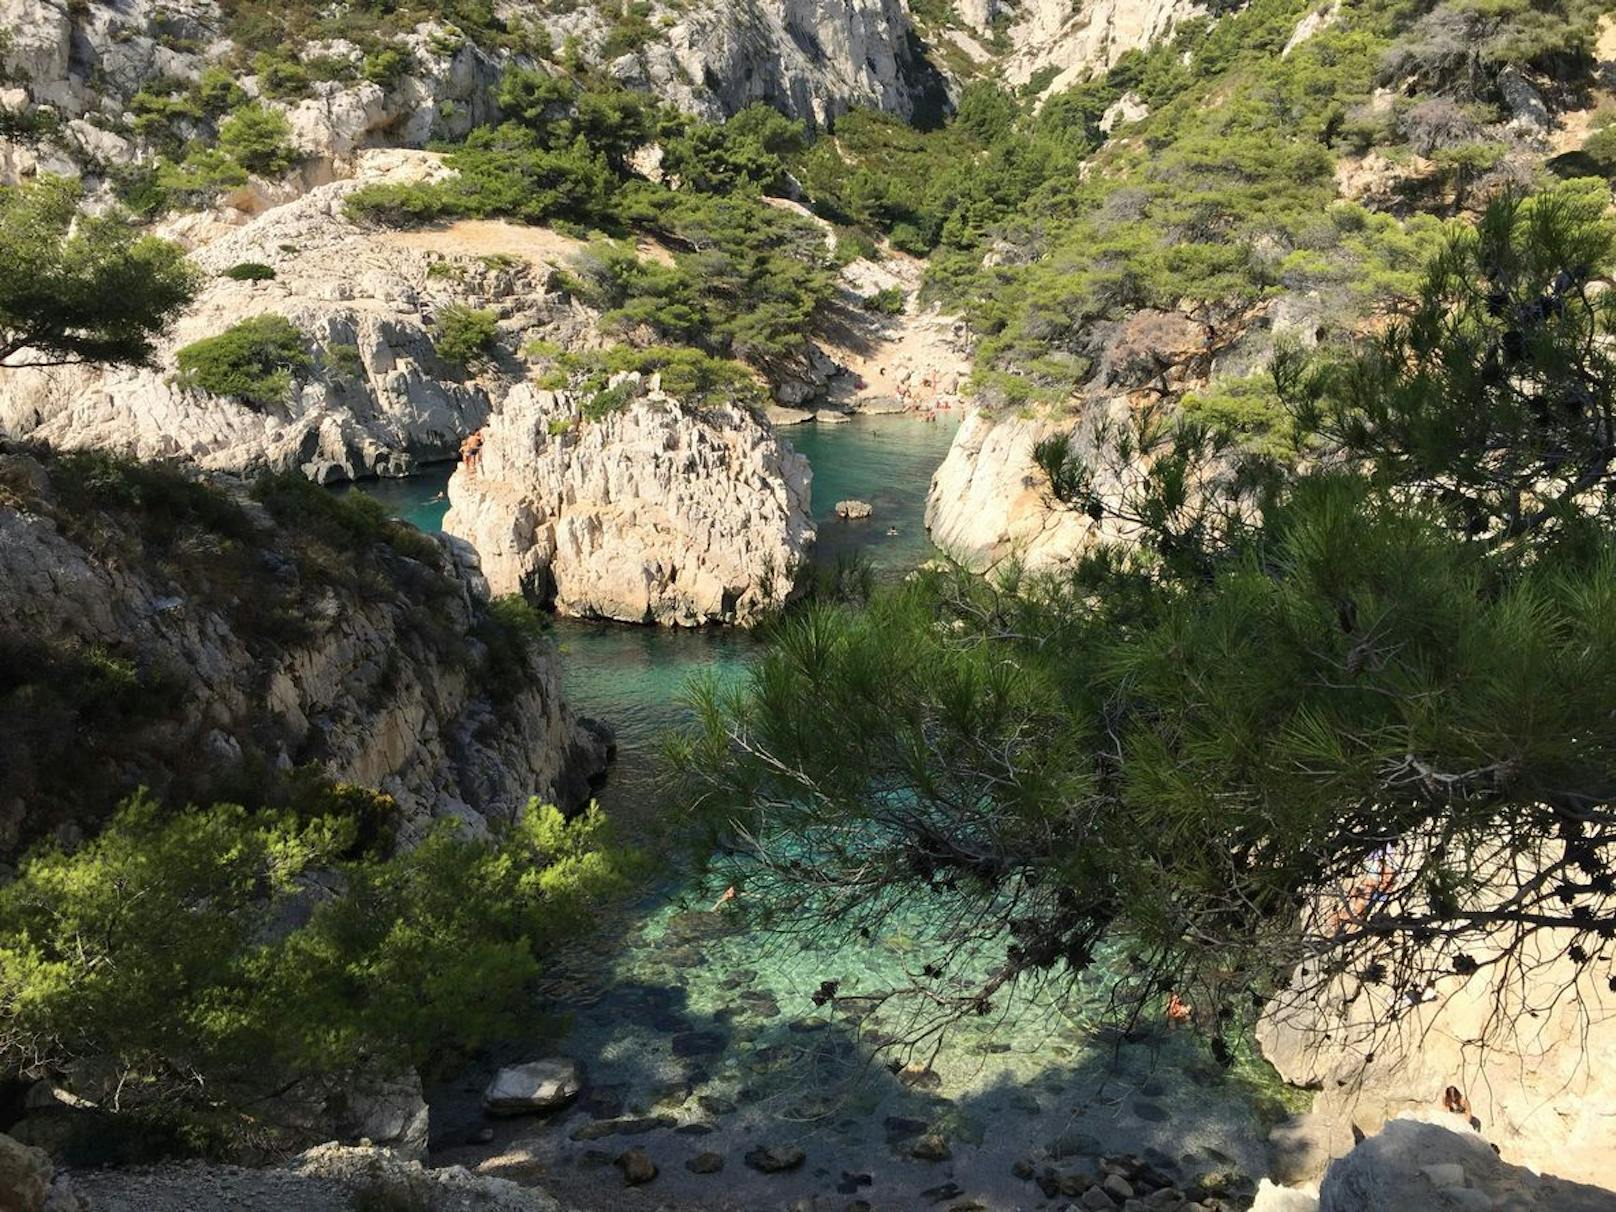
left=0, top=448, right=607, bottom=855
left=443, top=380, right=814, bottom=627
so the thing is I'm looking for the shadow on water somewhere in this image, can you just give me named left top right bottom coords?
left=356, top=415, right=1286, bottom=1207
left=426, top=867, right=1283, bottom=1211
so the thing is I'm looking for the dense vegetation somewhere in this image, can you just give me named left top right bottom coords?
left=175, top=314, right=312, bottom=408
left=0, top=445, right=633, bottom=1151
left=0, top=177, right=196, bottom=368
left=0, top=790, right=626, bottom=1151
left=343, top=77, right=839, bottom=383
left=675, top=187, right=1616, bottom=1036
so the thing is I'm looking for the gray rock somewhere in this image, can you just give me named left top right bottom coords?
left=482, top=1059, right=583, bottom=1115
left=616, top=1147, right=657, bottom=1185
left=835, top=498, right=874, bottom=519
left=685, top=1151, right=724, bottom=1174
left=1498, top=66, right=1550, bottom=133
left=745, top=1144, right=807, bottom=1173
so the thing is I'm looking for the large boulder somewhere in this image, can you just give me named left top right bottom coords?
left=924, top=405, right=1131, bottom=574
left=443, top=380, right=814, bottom=627
left=483, top=1059, right=585, bottom=1116
left=1259, top=918, right=1616, bottom=1191
left=0, top=1131, right=78, bottom=1212
left=1318, top=1113, right=1616, bottom=1212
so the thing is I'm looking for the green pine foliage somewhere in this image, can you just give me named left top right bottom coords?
left=175, top=314, right=311, bottom=408
left=0, top=177, right=198, bottom=369
left=673, top=187, right=1616, bottom=1024
left=0, top=791, right=629, bottom=1126
left=433, top=304, right=500, bottom=367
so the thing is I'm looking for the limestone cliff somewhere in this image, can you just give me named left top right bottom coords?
left=0, top=0, right=944, bottom=189
left=1258, top=922, right=1616, bottom=1193
left=443, top=380, right=814, bottom=626
left=0, top=151, right=588, bottom=483
left=952, top=0, right=1208, bottom=93
left=0, top=447, right=607, bottom=858
left=924, top=407, right=1101, bottom=573
left=632, top=0, right=949, bottom=127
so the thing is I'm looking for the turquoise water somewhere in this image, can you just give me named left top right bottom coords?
left=348, top=414, right=962, bottom=818
left=788, top=414, right=960, bottom=575
left=336, top=461, right=455, bottom=531
left=355, top=413, right=1274, bottom=1210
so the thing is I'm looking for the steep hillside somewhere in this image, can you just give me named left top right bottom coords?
left=0, top=445, right=607, bottom=857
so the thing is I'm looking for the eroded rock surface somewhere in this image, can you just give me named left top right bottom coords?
left=443, top=380, right=814, bottom=626
left=0, top=152, right=584, bottom=483
left=0, top=448, right=606, bottom=855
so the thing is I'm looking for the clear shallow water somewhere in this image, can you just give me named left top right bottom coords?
left=354, top=413, right=1277, bottom=1210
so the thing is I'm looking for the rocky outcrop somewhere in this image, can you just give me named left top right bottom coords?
left=987, top=0, right=1209, bottom=94
left=483, top=1059, right=584, bottom=1116
left=1317, top=1113, right=1616, bottom=1212
left=0, top=447, right=607, bottom=856
left=0, top=151, right=590, bottom=483
left=1259, top=923, right=1616, bottom=1192
left=443, top=380, right=814, bottom=626
left=925, top=405, right=1123, bottom=573
left=0, top=0, right=945, bottom=189
left=0, top=1132, right=78, bottom=1212
left=630, top=0, right=948, bottom=127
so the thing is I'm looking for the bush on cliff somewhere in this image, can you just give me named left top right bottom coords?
left=433, top=304, right=500, bottom=368
left=175, top=314, right=311, bottom=408
left=0, top=176, right=198, bottom=370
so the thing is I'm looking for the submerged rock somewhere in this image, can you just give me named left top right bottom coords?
left=615, top=1147, right=658, bottom=1186
left=482, top=1059, right=584, bottom=1116
left=443, top=380, right=814, bottom=626
left=744, top=1144, right=807, bottom=1173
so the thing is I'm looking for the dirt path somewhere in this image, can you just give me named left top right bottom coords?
left=381, top=220, right=675, bottom=268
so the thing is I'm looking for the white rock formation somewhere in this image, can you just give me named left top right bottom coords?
left=1259, top=922, right=1616, bottom=1192
left=483, top=1059, right=584, bottom=1115
left=1317, top=1113, right=1616, bottom=1212
left=0, top=0, right=944, bottom=188
left=637, top=0, right=947, bottom=127
left=0, top=151, right=587, bottom=482
left=925, top=405, right=1123, bottom=573
left=443, top=380, right=814, bottom=626
left=998, top=0, right=1209, bottom=94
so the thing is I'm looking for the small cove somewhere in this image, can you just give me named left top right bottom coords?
left=353, top=412, right=1281, bottom=1211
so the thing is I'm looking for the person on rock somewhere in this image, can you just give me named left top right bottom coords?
left=1166, top=992, right=1192, bottom=1025
left=460, top=429, right=485, bottom=471
left=1442, top=1085, right=1482, bottom=1132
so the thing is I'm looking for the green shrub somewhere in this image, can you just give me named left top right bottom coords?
left=582, top=381, right=633, bottom=422
left=863, top=285, right=905, bottom=315
left=0, top=791, right=630, bottom=1133
left=217, top=103, right=300, bottom=176
left=533, top=343, right=762, bottom=408
left=433, top=304, right=499, bottom=366
left=252, top=52, right=312, bottom=100
left=175, top=315, right=310, bottom=408
left=221, top=261, right=276, bottom=282
left=362, top=46, right=411, bottom=87
left=324, top=341, right=365, bottom=380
